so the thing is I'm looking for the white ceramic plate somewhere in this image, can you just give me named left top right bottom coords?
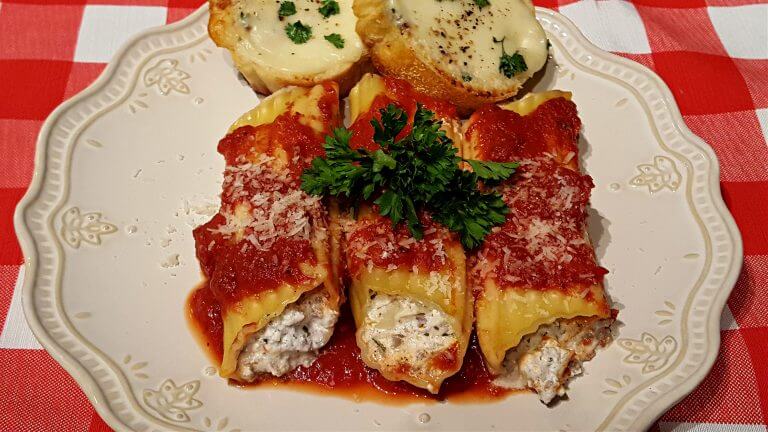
left=15, top=5, right=742, bottom=431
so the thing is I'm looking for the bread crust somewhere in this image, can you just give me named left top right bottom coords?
left=353, top=0, right=538, bottom=113
left=208, top=0, right=372, bottom=96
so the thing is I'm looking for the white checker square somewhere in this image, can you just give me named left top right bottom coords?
left=74, top=5, right=167, bottom=63
left=559, top=0, right=651, bottom=54
left=709, top=5, right=768, bottom=59
left=720, top=304, right=739, bottom=330
left=756, top=108, right=768, bottom=145
left=0, top=267, right=42, bottom=350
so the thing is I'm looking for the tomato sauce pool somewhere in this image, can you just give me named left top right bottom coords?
left=186, top=282, right=511, bottom=403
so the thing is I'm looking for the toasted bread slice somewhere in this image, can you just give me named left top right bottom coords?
left=209, top=0, right=371, bottom=95
left=353, top=0, right=549, bottom=112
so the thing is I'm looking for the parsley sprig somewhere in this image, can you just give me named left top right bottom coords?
left=493, top=36, right=528, bottom=78
left=318, top=0, right=340, bottom=18
left=301, top=104, right=518, bottom=248
left=285, top=21, right=312, bottom=44
left=324, top=33, right=345, bottom=48
left=278, top=1, right=296, bottom=17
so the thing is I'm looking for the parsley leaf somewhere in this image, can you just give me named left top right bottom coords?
left=318, top=0, right=340, bottom=18
left=372, top=104, right=407, bottom=143
left=285, top=21, right=312, bottom=44
left=301, top=104, right=517, bottom=248
left=494, top=36, right=528, bottom=78
left=278, top=1, right=296, bottom=17
left=324, top=33, right=345, bottom=49
left=500, top=52, right=527, bottom=78
left=431, top=171, right=509, bottom=249
left=464, top=159, right=519, bottom=186
left=474, top=0, right=490, bottom=8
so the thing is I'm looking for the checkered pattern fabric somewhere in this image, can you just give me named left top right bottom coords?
left=0, top=0, right=765, bottom=430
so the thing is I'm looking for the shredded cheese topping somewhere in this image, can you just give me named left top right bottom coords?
left=472, top=157, right=604, bottom=290
left=344, top=211, right=452, bottom=275
left=210, top=154, right=323, bottom=251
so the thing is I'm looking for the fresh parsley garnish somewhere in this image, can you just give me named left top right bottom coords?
left=500, top=52, right=527, bottom=78
left=324, top=33, right=345, bottom=49
left=318, top=0, right=340, bottom=18
left=465, top=159, right=519, bottom=185
left=278, top=1, right=296, bottom=17
left=285, top=21, right=312, bottom=44
left=301, top=104, right=518, bottom=248
left=493, top=36, right=528, bottom=78
left=474, top=0, right=490, bottom=8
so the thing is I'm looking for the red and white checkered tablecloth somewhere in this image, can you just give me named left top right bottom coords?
left=0, top=0, right=766, bottom=430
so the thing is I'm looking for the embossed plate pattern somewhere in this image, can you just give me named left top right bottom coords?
left=15, top=6, right=742, bottom=431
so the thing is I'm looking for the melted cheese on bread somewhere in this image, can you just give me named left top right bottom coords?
left=233, top=0, right=364, bottom=76
left=209, top=0, right=369, bottom=94
left=388, top=0, right=548, bottom=92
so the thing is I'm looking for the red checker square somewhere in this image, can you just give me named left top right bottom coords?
left=167, top=6, right=198, bottom=23
left=728, top=255, right=768, bottom=329
left=706, top=0, right=768, bottom=5
left=88, top=411, right=113, bottom=432
left=615, top=53, right=656, bottom=71
left=0, top=60, right=72, bottom=120
left=0, top=3, right=84, bottom=61
left=735, top=58, right=768, bottom=110
left=721, top=181, right=768, bottom=255
left=683, top=111, right=768, bottom=182
left=0, top=188, right=25, bottom=266
left=0, top=0, right=87, bottom=4
left=652, top=51, right=754, bottom=115
left=0, top=350, right=95, bottom=432
left=167, top=0, right=204, bottom=23
left=0, top=265, right=20, bottom=332
left=533, top=0, right=579, bottom=9
left=0, top=119, right=41, bottom=188
left=660, top=329, right=763, bottom=424
left=631, top=0, right=707, bottom=7
left=84, top=0, right=168, bottom=5
left=741, top=327, right=768, bottom=425
left=635, top=5, right=727, bottom=55
left=167, top=0, right=204, bottom=8
left=65, top=62, right=106, bottom=100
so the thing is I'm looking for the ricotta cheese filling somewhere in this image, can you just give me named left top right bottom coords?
left=360, top=293, right=456, bottom=385
left=233, top=0, right=364, bottom=76
left=236, top=291, right=339, bottom=380
left=389, top=0, right=548, bottom=90
left=494, top=317, right=613, bottom=404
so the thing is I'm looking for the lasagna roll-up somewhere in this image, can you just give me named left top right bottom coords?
left=343, top=74, right=473, bottom=393
left=464, top=91, right=614, bottom=403
left=193, top=84, right=343, bottom=381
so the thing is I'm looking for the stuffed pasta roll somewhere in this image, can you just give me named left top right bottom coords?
left=464, top=91, right=615, bottom=403
left=343, top=74, right=473, bottom=393
left=193, top=83, right=343, bottom=381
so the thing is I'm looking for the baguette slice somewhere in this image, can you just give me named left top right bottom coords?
left=209, top=0, right=371, bottom=95
left=353, top=0, right=549, bottom=113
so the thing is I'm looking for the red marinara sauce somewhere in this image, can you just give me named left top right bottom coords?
left=193, top=108, right=328, bottom=307
left=186, top=287, right=509, bottom=402
left=466, top=98, right=581, bottom=168
left=186, top=79, right=509, bottom=402
left=344, top=209, right=458, bottom=276
left=467, top=98, right=607, bottom=292
left=344, top=77, right=461, bottom=276
left=349, top=77, right=458, bottom=152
